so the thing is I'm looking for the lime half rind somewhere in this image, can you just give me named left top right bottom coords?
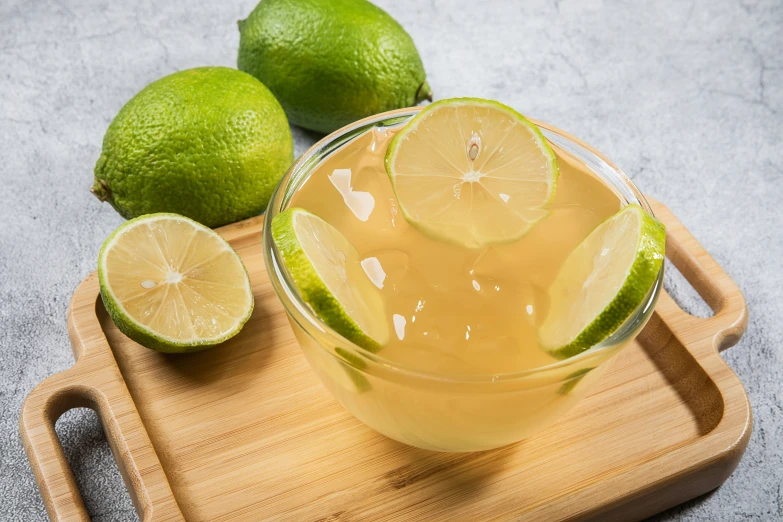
left=538, top=204, right=665, bottom=359
left=271, top=208, right=388, bottom=352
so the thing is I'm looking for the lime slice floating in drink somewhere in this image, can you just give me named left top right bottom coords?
left=98, top=213, right=254, bottom=353
left=385, top=98, right=559, bottom=248
left=538, top=204, right=666, bottom=359
left=271, top=208, right=388, bottom=352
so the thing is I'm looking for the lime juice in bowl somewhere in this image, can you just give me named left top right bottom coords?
left=263, top=101, right=665, bottom=452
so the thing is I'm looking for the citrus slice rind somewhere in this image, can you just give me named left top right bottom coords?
left=538, top=204, right=666, bottom=359
left=385, top=98, right=559, bottom=248
left=98, top=213, right=254, bottom=353
left=271, top=208, right=388, bottom=352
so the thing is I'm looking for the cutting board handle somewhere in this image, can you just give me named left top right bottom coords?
left=651, top=200, right=748, bottom=351
left=20, top=275, right=182, bottom=522
left=19, top=359, right=170, bottom=522
left=19, top=368, right=92, bottom=521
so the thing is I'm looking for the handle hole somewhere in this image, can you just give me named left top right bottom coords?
left=55, top=408, right=138, bottom=521
left=664, top=257, right=714, bottom=318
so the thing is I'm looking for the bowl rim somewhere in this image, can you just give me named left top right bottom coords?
left=262, top=107, right=664, bottom=385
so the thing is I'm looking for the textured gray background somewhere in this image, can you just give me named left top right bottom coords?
left=1, top=0, right=781, bottom=520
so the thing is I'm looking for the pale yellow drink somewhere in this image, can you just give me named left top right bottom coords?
left=290, top=125, right=622, bottom=374
left=266, top=111, right=659, bottom=451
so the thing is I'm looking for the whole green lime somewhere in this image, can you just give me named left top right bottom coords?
left=92, top=67, right=294, bottom=228
left=237, top=0, right=431, bottom=134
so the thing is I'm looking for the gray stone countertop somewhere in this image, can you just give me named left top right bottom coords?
left=1, top=0, right=781, bottom=520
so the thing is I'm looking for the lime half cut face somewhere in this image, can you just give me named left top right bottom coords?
left=98, top=213, right=254, bottom=353
left=271, top=208, right=388, bottom=352
left=538, top=204, right=666, bottom=359
left=385, top=98, right=559, bottom=248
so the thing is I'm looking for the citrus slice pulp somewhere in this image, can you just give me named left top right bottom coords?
left=385, top=98, right=559, bottom=248
left=271, top=208, right=388, bottom=351
left=98, top=213, right=254, bottom=353
left=538, top=204, right=666, bottom=359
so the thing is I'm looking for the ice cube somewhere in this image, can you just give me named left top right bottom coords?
left=328, top=168, right=375, bottom=222
left=361, top=249, right=411, bottom=294
left=360, top=256, right=386, bottom=289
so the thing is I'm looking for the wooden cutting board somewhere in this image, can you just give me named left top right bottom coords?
left=20, top=199, right=750, bottom=522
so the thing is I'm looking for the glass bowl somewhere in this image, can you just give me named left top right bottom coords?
left=262, top=108, right=663, bottom=452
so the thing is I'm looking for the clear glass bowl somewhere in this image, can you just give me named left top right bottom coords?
left=262, top=108, right=663, bottom=452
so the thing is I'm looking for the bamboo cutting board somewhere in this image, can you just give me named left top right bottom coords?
left=20, top=199, right=750, bottom=522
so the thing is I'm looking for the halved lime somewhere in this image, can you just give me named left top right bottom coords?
left=385, top=98, right=559, bottom=248
left=98, top=213, right=254, bottom=353
left=538, top=204, right=665, bottom=359
left=271, top=208, right=388, bottom=351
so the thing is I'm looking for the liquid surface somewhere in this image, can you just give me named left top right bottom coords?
left=289, top=124, right=622, bottom=375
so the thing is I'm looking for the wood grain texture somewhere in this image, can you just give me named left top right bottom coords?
left=20, top=199, right=750, bottom=522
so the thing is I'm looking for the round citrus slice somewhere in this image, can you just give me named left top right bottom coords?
left=538, top=204, right=665, bottom=359
left=385, top=98, right=559, bottom=248
left=271, top=208, right=388, bottom=352
left=98, top=213, right=254, bottom=353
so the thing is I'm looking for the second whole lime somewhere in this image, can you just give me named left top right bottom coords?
left=92, top=67, right=294, bottom=228
left=237, top=0, right=431, bottom=134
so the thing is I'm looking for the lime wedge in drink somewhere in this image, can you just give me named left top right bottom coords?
left=539, top=204, right=665, bottom=359
left=98, top=213, right=254, bottom=353
left=385, top=98, right=559, bottom=248
left=327, top=347, right=372, bottom=393
left=271, top=208, right=388, bottom=351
